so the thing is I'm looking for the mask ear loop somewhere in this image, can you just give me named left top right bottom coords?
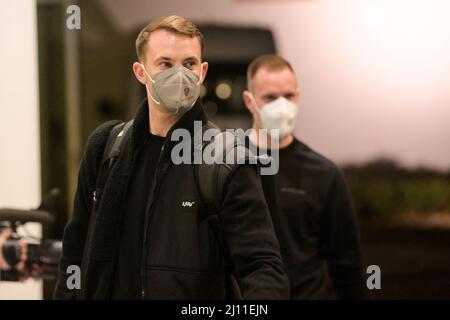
left=197, top=63, right=204, bottom=86
left=189, top=63, right=204, bottom=109
left=248, top=92, right=262, bottom=114
left=247, top=92, right=265, bottom=146
left=141, top=63, right=161, bottom=105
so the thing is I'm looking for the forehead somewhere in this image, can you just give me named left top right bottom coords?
left=145, top=29, right=201, bottom=60
left=252, top=67, right=297, bottom=94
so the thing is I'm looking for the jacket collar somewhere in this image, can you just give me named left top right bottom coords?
left=131, top=98, right=208, bottom=158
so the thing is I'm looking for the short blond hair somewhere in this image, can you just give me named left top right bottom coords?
left=247, top=54, right=294, bottom=89
left=135, top=15, right=204, bottom=62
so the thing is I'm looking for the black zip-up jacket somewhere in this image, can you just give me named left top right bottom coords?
left=53, top=99, right=289, bottom=299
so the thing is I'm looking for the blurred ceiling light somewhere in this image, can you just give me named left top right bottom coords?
left=200, top=84, right=207, bottom=98
left=203, top=100, right=219, bottom=117
left=215, top=82, right=232, bottom=100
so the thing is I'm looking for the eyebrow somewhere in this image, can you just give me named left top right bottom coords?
left=262, top=91, right=296, bottom=98
left=155, top=56, right=173, bottom=62
left=262, top=93, right=277, bottom=98
left=183, top=56, right=199, bottom=62
left=154, top=56, right=199, bottom=63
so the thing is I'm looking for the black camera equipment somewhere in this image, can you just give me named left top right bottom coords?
left=0, top=188, right=62, bottom=281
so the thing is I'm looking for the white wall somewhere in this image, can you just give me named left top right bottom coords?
left=99, top=0, right=450, bottom=170
left=0, top=0, right=42, bottom=299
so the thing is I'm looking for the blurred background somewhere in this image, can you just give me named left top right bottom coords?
left=0, top=0, right=449, bottom=299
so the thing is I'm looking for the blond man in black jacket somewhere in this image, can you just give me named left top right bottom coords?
left=54, top=16, right=288, bottom=300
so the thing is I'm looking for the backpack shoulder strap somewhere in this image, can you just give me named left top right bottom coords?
left=94, top=120, right=134, bottom=204
left=194, top=124, right=252, bottom=212
left=193, top=122, right=235, bottom=215
left=192, top=122, right=244, bottom=299
left=101, top=120, right=134, bottom=172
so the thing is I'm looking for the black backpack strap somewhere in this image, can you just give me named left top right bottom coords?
left=93, top=120, right=134, bottom=207
left=194, top=124, right=248, bottom=211
left=193, top=122, right=251, bottom=300
left=82, top=119, right=133, bottom=295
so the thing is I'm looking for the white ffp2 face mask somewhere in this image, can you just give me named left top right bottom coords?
left=141, top=64, right=203, bottom=114
left=250, top=94, right=299, bottom=138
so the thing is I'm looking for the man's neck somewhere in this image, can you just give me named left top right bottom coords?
left=147, top=100, right=181, bottom=137
left=249, top=126, right=294, bottom=150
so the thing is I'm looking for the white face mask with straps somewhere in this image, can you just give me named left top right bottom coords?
left=141, top=64, right=203, bottom=114
left=249, top=93, right=299, bottom=138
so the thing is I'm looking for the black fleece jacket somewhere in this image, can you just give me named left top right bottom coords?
left=269, top=139, right=369, bottom=299
left=53, top=99, right=289, bottom=299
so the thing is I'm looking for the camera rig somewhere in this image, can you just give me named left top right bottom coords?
left=0, top=189, right=62, bottom=281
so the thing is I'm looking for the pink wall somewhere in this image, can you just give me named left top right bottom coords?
left=98, top=0, right=450, bottom=170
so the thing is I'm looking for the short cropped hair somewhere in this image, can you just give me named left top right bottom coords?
left=247, top=54, right=294, bottom=89
left=135, top=15, right=204, bottom=61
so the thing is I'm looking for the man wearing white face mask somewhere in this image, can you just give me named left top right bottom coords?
left=242, top=55, right=369, bottom=299
left=54, top=16, right=289, bottom=300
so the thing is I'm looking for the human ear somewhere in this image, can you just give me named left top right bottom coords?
left=133, top=62, right=146, bottom=85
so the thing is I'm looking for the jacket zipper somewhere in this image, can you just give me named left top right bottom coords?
left=140, top=144, right=168, bottom=299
